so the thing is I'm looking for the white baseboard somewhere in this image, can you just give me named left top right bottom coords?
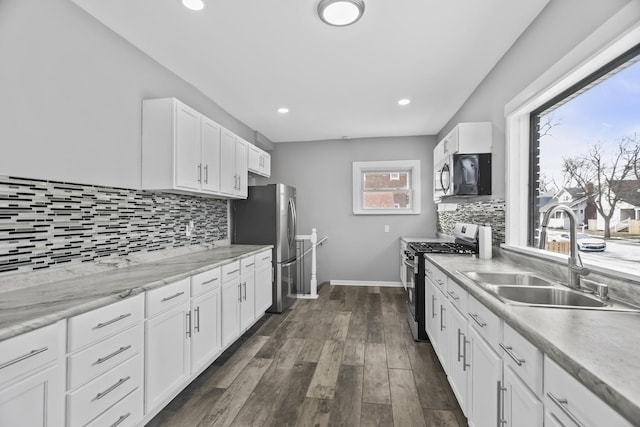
left=293, top=294, right=319, bottom=299
left=329, top=280, right=403, bottom=288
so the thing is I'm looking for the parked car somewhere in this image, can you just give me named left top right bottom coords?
left=554, top=232, right=606, bottom=252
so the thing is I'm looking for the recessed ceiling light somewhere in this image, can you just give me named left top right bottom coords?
left=278, top=107, right=289, bottom=114
left=318, top=0, right=365, bottom=27
left=398, top=98, right=411, bottom=106
left=182, top=0, right=205, bottom=11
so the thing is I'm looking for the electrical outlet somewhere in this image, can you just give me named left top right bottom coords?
left=185, top=220, right=194, bottom=237
left=384, top=225, right=390, bottom=233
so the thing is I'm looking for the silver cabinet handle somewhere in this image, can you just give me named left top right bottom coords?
left=95, top=345, right=132, bottom=365
left=431, top=295, right=437, bottom=319
left=227, top=269, right=240, bottom=275
left=468, top=313, right=487, bottom=328
left=204, top=164, right=209, bottom=184
left=186, top=311, right=192, bottom=338
left=243, top=282, right=247, bottom=301
left=110, top=412, right=131, bottom=427
left=96, top=313, right=132, bottom=329
left=447, top=290, right=460, bottom=301
left=463, top=336, right=470, bottom=371
left=547, top=393, right=585, bottom=427
left=0, top=347, right=48, bottom=371
left=457, top=329, right=463, bottom=362
left=497, top=381, right=507, bottom=426
left=194, top=307, right=200, bottom=333
left=238, top=283, right=242, bottom=303
left=262, top=255, right=271, bottom=261
left=500, top=343, right=525, bottom=366
left=201, top=277, right=219, bottom=285
left=94, top=376, right=130, bottom=401
left=439, top=305, right=446, bottom=331
left=245, top=263, right=255, bottom=268
left=197, top=163, right=202, bottom=183
left=161, top=291, right=185, bottom=302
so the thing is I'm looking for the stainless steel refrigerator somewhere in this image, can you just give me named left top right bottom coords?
left=232, top=184, right=297, bottom=313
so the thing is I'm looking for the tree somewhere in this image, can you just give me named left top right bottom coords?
left=562, top=139, right=636, bottom=238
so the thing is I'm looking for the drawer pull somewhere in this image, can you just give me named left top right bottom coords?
left=547, top=392, right=585, bottom=427
left=447, top=290, right=460, bottom=301
left=201, top=277, right=219, bottom=285
left=0, top=347, right=48, bottom=371
left=110, top=412, right=131, bottom=427
left=194, top=306, right=200, bottom=333
left=439, top=305, right=446, bottom=331
left=468, top=312, right=486, bottom=328
left=499, top=343, right=525, bottom=366
left=96, top=313, right=132, bottom=329
left=436, top=279, right=444, bottom=286
left=95, top=345, right=132, bottom=365
left=262, top=256, right=271, bottom=260
left=94, top=376, right=131, bottom=401
left=161, top=291, right=185, bottom=302
left=227, top=269, right=240, bottom=275
left=245, top=262, right=255, bottom=268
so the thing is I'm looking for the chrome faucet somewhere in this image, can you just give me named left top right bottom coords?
left=538, top=203, right=590, bottom=289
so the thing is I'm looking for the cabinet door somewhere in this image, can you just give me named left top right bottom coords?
left=436, top=294, right=449, bottom=371
left=255, top=264, right=273, bottom=315
left=248, top=145, right=261, bottom=173
left=145, top=303, right=191, bottom=414
left=260, top=153, right=271, bottom=177
left=447, top=304, right=469, bottom=415
left=425, top=280, right=439, bottom=347
left=191, top=288, right=221, bottom=373
left=220, top=129, right=236, bottom=195
left=221, top=278, right=241, bottom=348
left=234, top=138, right=248, bottom=198
left=0, top=365, right=63, bottom=427
left=175, top=102, right=202, bottom=191
left=201, top=117, right=221, bottom=193
left=240, top=272, right=255, bottom=331
left=503, top=366, right=543, bottom=427
left=468, top=326, right=502, bottom=427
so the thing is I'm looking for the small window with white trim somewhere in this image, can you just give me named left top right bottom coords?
left=352, top=160, right=421, bottom=215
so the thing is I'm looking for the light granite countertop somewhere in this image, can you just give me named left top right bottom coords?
left=427, top=253, right=640, bottom=425
left=0, top=244, right=271, bottom=342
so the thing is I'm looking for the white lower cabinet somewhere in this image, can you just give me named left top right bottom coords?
left=544, top=356, right=632, bottom=427
left=221, top=261, right=242, bottom=348
left=240, top=256, right=256, bottom=331
left=503, top=365, right=543, bottom=427
left=254, top=250, right=273, bottom=315
left=447, top=303, right=469, bottom=415
left=467, top=325, right=502, bottom=427
left=191, top=287, right=221, bottom=373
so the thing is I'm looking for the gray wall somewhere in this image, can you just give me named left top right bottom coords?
left=438, top=0, right=631, bottom=199
left=256, top=136, right=437, bottom=284
left=0, top=0, right=257, bottom=189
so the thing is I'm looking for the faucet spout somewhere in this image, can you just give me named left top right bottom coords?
left=538, top=202, right=589, bottom=289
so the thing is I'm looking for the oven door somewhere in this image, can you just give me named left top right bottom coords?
left=404, top=258, right=417, bottom=320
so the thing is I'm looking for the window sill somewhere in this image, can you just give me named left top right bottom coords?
left=353, top=209, right=421, bottom=215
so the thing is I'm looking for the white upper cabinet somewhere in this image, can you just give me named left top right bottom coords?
left=248, top=144, right=271, bottom=177
left=434, top=122, right=492, bottom=169
left=142, top=98, right=254, bottom=199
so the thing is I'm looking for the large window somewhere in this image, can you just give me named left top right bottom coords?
left=529, top=44, right=640, bottom=269
left=352, top=160, right=421, bottom=215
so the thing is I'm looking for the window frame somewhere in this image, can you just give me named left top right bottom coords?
left=504, top=6, right=640, bottom=280
left=352, top=160, right=421, bottom=215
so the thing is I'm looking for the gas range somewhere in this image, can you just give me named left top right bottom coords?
left=407, top=241, right=477, bottom=255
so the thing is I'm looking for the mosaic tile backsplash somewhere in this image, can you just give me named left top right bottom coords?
left=0, top=176, right=228, bottom=275
left=437, top=199, right=506, bottom=246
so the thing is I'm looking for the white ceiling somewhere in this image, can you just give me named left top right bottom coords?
left=71, top=0, right=550, bottom=143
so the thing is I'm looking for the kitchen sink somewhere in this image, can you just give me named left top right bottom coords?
left=463, top=271, right=555, bottom=287
left=490, top=285, right=607, bottom=308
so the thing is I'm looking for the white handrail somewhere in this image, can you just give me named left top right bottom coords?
left=294, top=228, right=328, bottom=299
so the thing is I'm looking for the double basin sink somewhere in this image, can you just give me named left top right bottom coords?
left=461, top=271, right=640, bottom=312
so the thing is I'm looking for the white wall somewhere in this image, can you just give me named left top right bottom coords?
left=0, top=0, right=257, bottom=189
left=256, top=136, right=437, bottom=284
left=438, top=0, right=631, bottom=199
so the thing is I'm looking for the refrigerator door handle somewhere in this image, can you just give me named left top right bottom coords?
left=288, top=198, right=296, bottom=246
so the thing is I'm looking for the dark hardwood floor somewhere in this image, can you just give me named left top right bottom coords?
left=147, top=284, right=468, bottom=427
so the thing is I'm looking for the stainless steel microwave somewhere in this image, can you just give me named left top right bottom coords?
left=434, top=153, right=491, bottom=198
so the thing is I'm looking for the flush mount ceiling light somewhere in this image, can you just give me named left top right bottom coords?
left=182, top=0, right=205, bottom=11
left=277, top=107, right=289, bottom=114
left=318, top=0, right=365, bottom=27
left=398, top=98, right=411, bottom=106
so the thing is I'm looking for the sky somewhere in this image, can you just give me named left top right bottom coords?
left=538, top=56, right=640, bottom=193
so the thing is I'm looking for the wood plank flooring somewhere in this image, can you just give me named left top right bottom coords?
left=147, top=285, right=468, bottom=427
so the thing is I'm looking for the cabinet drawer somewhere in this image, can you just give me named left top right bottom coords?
left=146, top=278, right=190, bottom=318
left=446, top=279, right=468, bottom=314
left=501, top=323, right=543, bottom=396
left=67, top=354, right=143, bottom=427
left=425, top=258, right=447, bottom=291
left=68, top=294, right=144, bottom=352
left=467, top=296, right=501, bottom=352
left=191, top=267, right=221, bottom=297
left=544, top=356, right=631, bottom=427
left=0, top=322, right=61, bottom=385
left=255, top=250, right=272, bottom=267
left=241, top=255, right=255, bottom=271
left=67, top=324, right=143, bottom=390
left=222, top=261, right=240, bottom=282
left=85, top=388, right=142, bottom=427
